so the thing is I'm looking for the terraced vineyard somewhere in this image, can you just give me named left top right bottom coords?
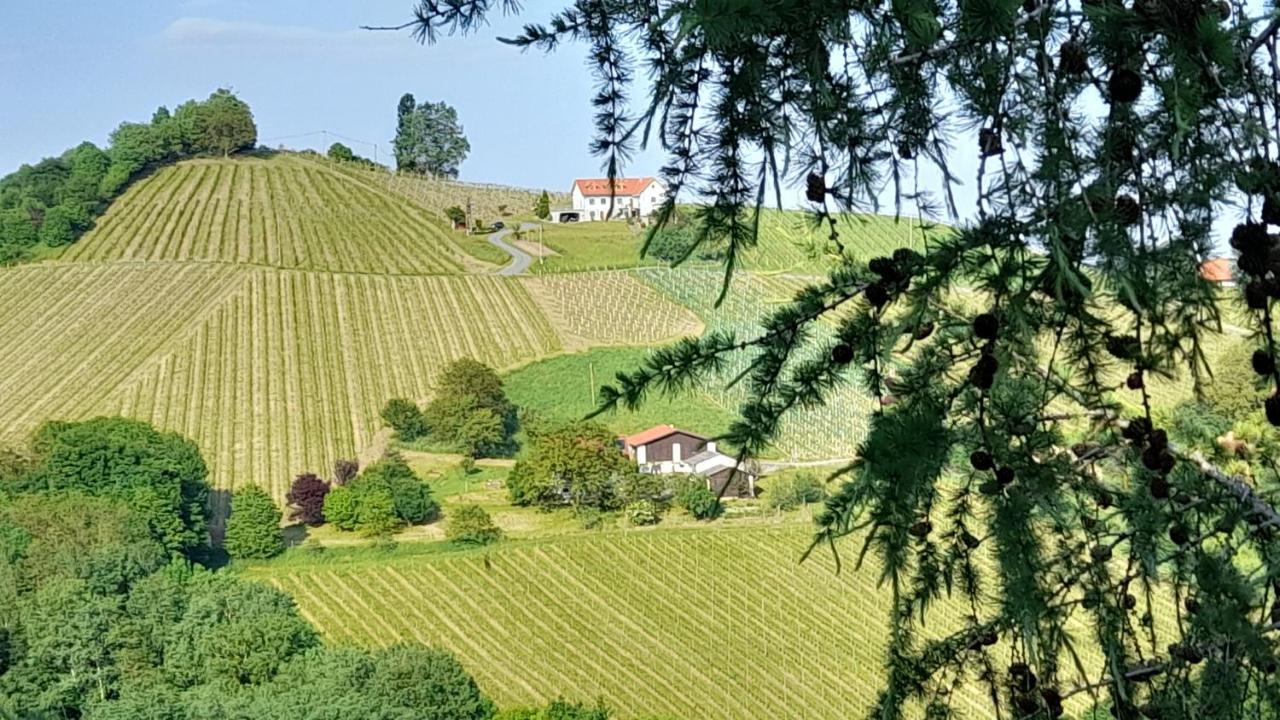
left=333, top=159, right=569, bottom=224
left=523, top=271, right=703, bottom=348
left=0, top=263, right=244, bottom=438
left=250, top=525, right=995, bottom=720
left=102, top=270, right=564, bottom=506
left=62, top=155, right=485, bottom=274
left=637, top=268, right=878, bottom=459
left=0, top=156, right=719, bottom=507
left=739, top=208, right=938, bottom=273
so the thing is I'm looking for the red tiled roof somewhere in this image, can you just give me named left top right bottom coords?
left=620, top=424, right=704, bottom=447
left=1200, top=258, right=1234, bottom=283
left=573, top=177, right=656, bottom=197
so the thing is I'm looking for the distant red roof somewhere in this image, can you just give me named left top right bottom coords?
left=1200, top=258, right=1234, bottom=283
left=573, top=177, right=656, bottom=197
left=620, top=424, right=704, bottom=447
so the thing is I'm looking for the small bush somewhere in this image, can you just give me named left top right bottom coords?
left=322, top=485, right=358, bottom=531
left=762, top=471, right=826, bottom=512
left=577, top=507, right=612, bottom=530
left=625, top=499, right=663, bottom=526
left=333, top=458, right=359, bottom=485
left=286, top=472, right=330, bottom=525
left=675, top=482, right=722, bottom=521
left=361, top=454, right=439, bottom=525
left=1203, top=341, right=1265, bottom=422
left=445, top=504, right=502, bottom=545
left=381, top=398, right=427, bottom=439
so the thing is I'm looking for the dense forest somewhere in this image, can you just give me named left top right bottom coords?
left=0, top=417, right=620, bottom=719
left=0, top=89, right=256, bottom=265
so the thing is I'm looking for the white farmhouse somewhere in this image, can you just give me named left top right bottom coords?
left=568, top=177, right=666, bottom=221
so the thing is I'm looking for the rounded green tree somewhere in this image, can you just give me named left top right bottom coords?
left=223, top=486, right=284, bottom=560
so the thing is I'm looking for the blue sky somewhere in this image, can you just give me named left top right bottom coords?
left=0, top=0, right=671, bottom=193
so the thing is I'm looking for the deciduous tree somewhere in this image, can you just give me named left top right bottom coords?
left=194, top=89, right=257, bottom=157
left=506, top=422, right=635, bottom=511
left=23, top=418, right=208, bottom=556
left=393, top=97, right=470, bottom=177
left=445, top=504, right=502, bottom=545
left=381, top=397, right=427, bottom=440
left=285, top=473, right=330, bottom=526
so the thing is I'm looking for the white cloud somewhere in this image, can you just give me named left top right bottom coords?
left=157, top=17, right=416, bottom=57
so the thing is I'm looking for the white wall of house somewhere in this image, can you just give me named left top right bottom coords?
left=570, top=179, right=668, bottom=221
left=639, top=181, right=666, bottom=217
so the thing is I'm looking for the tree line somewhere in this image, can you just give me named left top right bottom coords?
left=0, top=89, right=256, bottom=264
left=0, top=416, right=635, bottom=719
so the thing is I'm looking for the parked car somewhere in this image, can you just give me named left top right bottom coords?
left=491, top=221, right=505, bottom=231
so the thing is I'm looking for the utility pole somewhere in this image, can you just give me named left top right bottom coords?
left=539, top=224, right=545, bottom=265
left=589, top=362, right=596, bottom=407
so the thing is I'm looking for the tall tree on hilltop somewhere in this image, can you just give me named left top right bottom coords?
left=393, top=1, right=1280, bottom=717
left=397, top=92, right=417, bottom=170
left=196, top=89, right=257, bottom=157
left=393, top=96, right=470, bottom=177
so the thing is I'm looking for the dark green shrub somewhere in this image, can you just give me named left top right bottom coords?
left=381, top=398, right=426, bottom=440
left=762, top=471, right=825, bottom=511
left=445, top=504, right=502, bottom=545
left=675, top=481, right=722, bottom=520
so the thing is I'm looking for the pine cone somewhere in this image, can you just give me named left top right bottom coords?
left=1059, top=41, right=1088, bottom=76
left=970, top=450, right=995, bottom=471
left=1246, top=280, right=1269, bottom=309
left=1230, top=222, right=1269, bottom=254
left=805, top=172, right=826, bottom=203
left=1253, top=350, right=1275, bottom=376
left=1267, top=394, right=1280, bottom=426
left=1114, top=194, right=1141, bottom=225
left=1109, top=68, right=1143, bottom=104
left=973, top=312, right=999, bottom=340
left=831, top=343, right=854, bottom=365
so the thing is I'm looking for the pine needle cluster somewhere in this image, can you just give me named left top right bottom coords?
left=399, top=0, right=1280, bottom=716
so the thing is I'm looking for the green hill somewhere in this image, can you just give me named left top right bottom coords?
left=0, top=155, right=701, bottom=511
left=61, top=155, right=488, bottom=274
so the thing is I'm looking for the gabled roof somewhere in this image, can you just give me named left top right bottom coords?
left=1200, top=258, right=1234, bottom=283
left=620, top=424, right=705, bottom=447
left=573, top=177, right=657, bottom=197
left=684, top=450, right=721, bottom=466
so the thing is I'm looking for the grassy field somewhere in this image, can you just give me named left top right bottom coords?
left=246, top=523, right=995, bottom=720
left=529, top=221, right=650, bottom=273
left=526, top=209, right=942, bottom=275
left=504, top=346, right=738, bottom=438
left=61, top=155, right=491, bottom=273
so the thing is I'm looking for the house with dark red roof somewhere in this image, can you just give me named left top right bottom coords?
left=619, top=424, right=758, bottom=498
left=567, top=177, right=667, bottom=222
left=1199, top=257, right=1236, bottom=287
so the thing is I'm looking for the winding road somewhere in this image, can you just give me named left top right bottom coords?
left=487, top=223, right=540, bottom=276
